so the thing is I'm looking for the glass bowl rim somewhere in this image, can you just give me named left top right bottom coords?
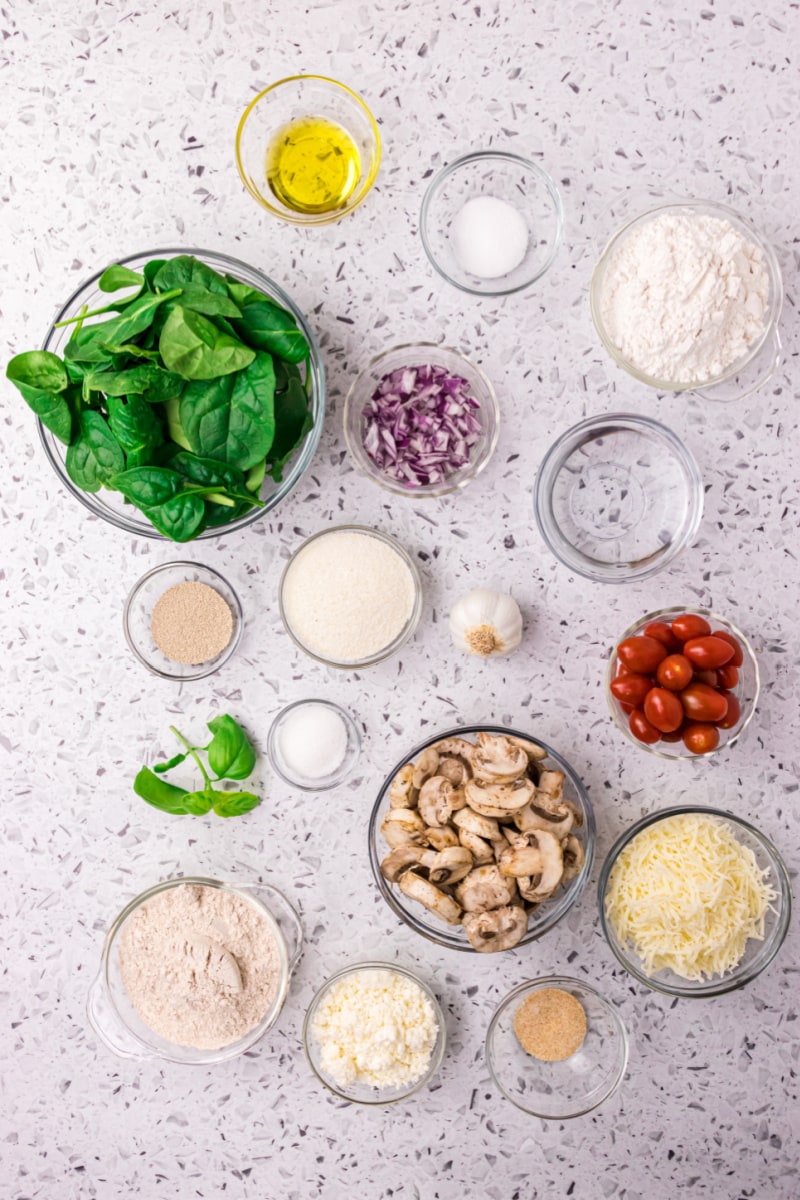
left=278, top=523, right=423, bottom=669
left=533, top=411, right=704, bottom=583
left=122, top=559, right=244, bottom=681
left=368, top=722, right=596, bottom=952
left=485, top=973, right=630, bottom=1119
left=234, top=74, right=382, bottom=227
left=342, top=341, right=500, bottom=497
left=597, top=805, right=792, bottom=997
left=605, top=605, right=760, bottom=759
left=589, top=198, right=784, bottom=392
left=98, top=875, right=293, bottom=1064
left=266, top=698, right=362, bottom=791
left=419, top=149, right=565, bottom=296
left=38, top=246, right=325, bottom=540
left=302, top=959, right=446, bottom=1105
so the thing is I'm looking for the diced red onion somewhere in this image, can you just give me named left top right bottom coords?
left=361, top=363, right=482, bottom=488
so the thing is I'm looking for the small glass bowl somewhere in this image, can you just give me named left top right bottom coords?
left=267, top=700, right=361, bottom=791
left=278, top=524, right=423, bottom=670
left=368, top=724, right=595, bottom=953
left=343, top=343, right=499, bottom=497
left=420, top=150, right=563, bottom=295
left=533, top=413, right=703, bottom=583
left=302, top=961, right=446, bottom=1105
left=235, top=75, right=381, bottom=226
left=486, top=976, right=628, bottom=1119
left=606, top=607, right=759, bottom=759
left=590, top=199, right=784, bottom=401
left=123, top=561, right=243, bottom=680
left=598, top=807, right=792, bottom=998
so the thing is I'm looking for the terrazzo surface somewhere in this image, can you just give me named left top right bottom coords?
left=1, top=1, right=799, bottom=1197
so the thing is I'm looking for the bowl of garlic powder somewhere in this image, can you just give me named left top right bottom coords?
left=590, top=198, right=784, bottom=401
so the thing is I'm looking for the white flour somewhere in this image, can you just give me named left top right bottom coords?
left=599, top=211, right=769, bottom=384
left=282, top=530, right=416, bottom=662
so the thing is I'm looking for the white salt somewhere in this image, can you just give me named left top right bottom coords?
left=450, top=195, right=529, bottom=279
left=278, top=704, right=348, bottom=780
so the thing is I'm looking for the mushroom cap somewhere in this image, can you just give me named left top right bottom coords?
left=465, top=777, right=535, bottom=819
left=380, top=807, right=427, bottom=848
left=455, top=864, right=518, bottom=913
left=463, top=905, right=529, bottom=952
left=514, top=800, right=574, bottom=840
left=536, top=769, right=566, bottom=800
left=524, top=829, right=564, bottom=900
left=498, top=843, right=544, bottom=878
left=562, top=833, right=585, bottom=881
left=398, top=869, right=462, bottom=925
left=425, top=825, right=460, bottom=851
left=418, top=775, right=455, bottom=827
left=470, top=733, right=529, bottom=785
left=452, top=806, right=502, bottom=841
left=389, top=763, right=418, bottom=809
left=428, top=845, right=474, bottom=885
left=433, top=736, right=475, bottom=762
left=437, top=754, right=472, bottom=787
left=507, top=735, right=547, bottom=762
left=380, top=845, right=436, bottom=882
left=411, top=746, right=441, bottom=790
left=457, top=829, right=495, bottom=866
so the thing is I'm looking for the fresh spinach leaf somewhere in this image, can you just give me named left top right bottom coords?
left=245, top=458, right=266, bottom=494
left=154, top=255, right=229, bottom=296
left=206, top=715, right=256, bottom=781
left=212, top=791, right=261, bottom=818
left=268, top=375, right=313, bottom=481
left=82, top=363, right=183, bottom=400
left=179, top=351, right=275, bottom=469
left=164, top=393, right=193, bottom=450
left=134, top=767, right=190, bottom=814
left=140, top=491, right=206, bottom=541
left=98, top=264, right=145, bottom=293
left=143, top=259, right=168, bottom=291
left=112, top=465, right=183, bottom=507
left=7, top=350, right=69, bottom=394
left=171, top=450, right=245, bottom=492
left=106, top=395, right=162, bottom=460
left=159, top=306, right=254, bottom=380
left=65, top=411, right=126, bottom=492
left=232, top=299, right=308, bottom=363
left=175, top=285, right=242, bottom=319
left=65, top=289, right=181, bottom=363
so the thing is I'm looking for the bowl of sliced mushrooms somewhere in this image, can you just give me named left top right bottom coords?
left=368, top=726, right=596, bottom=953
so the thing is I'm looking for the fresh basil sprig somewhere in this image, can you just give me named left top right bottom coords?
left=134, top=714, right=261, bottom=818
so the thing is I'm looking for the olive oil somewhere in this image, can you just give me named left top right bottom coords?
left=266, top=116, right=361, bottom=215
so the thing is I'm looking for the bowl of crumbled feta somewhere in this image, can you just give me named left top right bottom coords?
left=302, top=962, right=446, bottom=1104
left=590, top=198, right=783, bottom=401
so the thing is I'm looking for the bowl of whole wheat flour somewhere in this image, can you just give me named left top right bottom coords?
left=590, top=198, right=783, bottom=402
left=87, top=877, right=303, bottom=1064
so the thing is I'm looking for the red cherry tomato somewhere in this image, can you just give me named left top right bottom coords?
left=610, top=674, right=654, bottom=708
left=679, top=682, right=729, bottom=723
left=660, top=726, right=685, bottom=743
left=682, top=723, right=720, bottom=754
left=620, top=701, right=636, bottom=715
left=683, top=636, right=735, bottom=669
left=629, top=708, right=661, bottom=745
left=616, top=661, right=633, bottom=677
left=671, top=613, right=711, bottom=642
left=644, top=621, right=682, bottom=653
left=717, top=663, right=739, bottom=690
left=693, top=668, right=719, bottom=687
left=717, top=690, right=742, bottom=730
left=617, top=636, right=668, bottom=674
left=644, top=687, right=684, bottom=733
left=656, top=654, right=693, bottom=692
left=712, top=630, right=744, bottom=667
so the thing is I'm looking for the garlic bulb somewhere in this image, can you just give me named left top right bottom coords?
left=449, top=588, right=523, bottom=658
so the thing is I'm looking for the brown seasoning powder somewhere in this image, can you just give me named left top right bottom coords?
left=513, top=988, right=587, bottom=1062
left=151, top=580, right=233, bottom=664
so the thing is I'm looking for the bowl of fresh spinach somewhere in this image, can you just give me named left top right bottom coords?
left=8, top=249, right=324, bottom=541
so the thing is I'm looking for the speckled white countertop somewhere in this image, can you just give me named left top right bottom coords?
left=2, top=1, right=799, bottom=1197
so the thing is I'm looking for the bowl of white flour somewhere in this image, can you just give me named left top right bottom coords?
left=590, top=199, right=783, bottom=400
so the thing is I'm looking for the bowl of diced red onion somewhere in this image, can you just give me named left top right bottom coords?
left=343, top=343, right=499, bottom=496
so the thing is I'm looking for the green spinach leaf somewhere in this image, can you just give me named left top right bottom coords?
left=107, top=395, right=162, bottom=461
left=140, top=491, right=206, bottom=541
left=232, top=299, right=308, bottom=363
left=179, top=351, right=275, bottom=469
left=154, top=255, right=229, bottom=296
left=98, top=264, right=145, bottom=294
left=268, top=375, right=313, bottom=481
left=159, top=306, right=254, bottom=380
left=7, top=350, right=69, bottom=394
left=65, top=289, right=181, bottom=363
left=65, top=411, right=126, bottom=492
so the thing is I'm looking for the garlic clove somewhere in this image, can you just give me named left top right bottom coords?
left=449, top=587, right=523, bottom=658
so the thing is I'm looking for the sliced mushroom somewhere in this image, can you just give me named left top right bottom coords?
left=457, top=829, right=495, bottom=866
left=418, top=776, right=455, bottom=827
left=514, top=800, right=574, bottom=840
left=498, top=842, right=545, bottom=878
left=470, top=732, right=529, bottom=785
left=524, top=830, right=564, bottom=901
left=465, top=777, right=535, bottom=819
left=463, top=905, right=528, bottom=953
left=428, top=845, right=474, bottom=885
left=434, top=736, right=475, bottom=763
left=536, top=769, right=565, bottom=800
left=398, top=869, right=462, bottom=925
left=562, top=834, right=585, bottom=881
left=455, top=864, right=517, bottom=913
left=389, top=763, right=418, bottom=809
left=515, top=876, right=540, bottom=905
left=380, top=807, right=427, bottom=848
left=437, top=754, right=472, bottom=787
left=507, top=735, right=547, bottom=762
left=425, top=825, right=460, bottom=851
left=412, top=746, right=441, bottom=790
left=380, top=845, right=436, bottom=882
left=563, top=798, right=584, bottom=829
left=453, top=807, right=502, bottom=841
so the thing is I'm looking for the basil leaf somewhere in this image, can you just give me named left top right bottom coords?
left=232, top=299, right=308, bottom=363
left=133, top=767, right=189, bottom=814
left=65, top=411, right=125, bottom=492
left=159, top=307, right=254, bottom=380
left=212, top=790, right=262, bottom=818
left=206, top=715, right=256, bottom=781
left=98, top=264, right=145, bottom=293
left=179, top=351, right=275, bottom=469
left=152, top=751, right=189, bottom=774
left=183, top=790, right=214, bottom=816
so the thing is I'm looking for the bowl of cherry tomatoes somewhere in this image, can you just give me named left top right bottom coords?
left=605, top=607, right=760, bottom=759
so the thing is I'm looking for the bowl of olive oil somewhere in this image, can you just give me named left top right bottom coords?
left=236, top=75, right=381, bottom=226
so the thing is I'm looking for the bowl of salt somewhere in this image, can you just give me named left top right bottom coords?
left=267, top=700, right=361, bottom=790
left=420, top=150, right=563, bottom=295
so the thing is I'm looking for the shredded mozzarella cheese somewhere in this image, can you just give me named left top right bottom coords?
left=604, top=813, right=776, bottom=982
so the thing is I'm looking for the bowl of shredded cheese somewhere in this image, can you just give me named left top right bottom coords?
left=599, top=807, right=791, bottom=997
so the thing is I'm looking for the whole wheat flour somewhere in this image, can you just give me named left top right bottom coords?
left=599, top=211, right=769, bottom=384
left=119, top=883, right=280, bottom=1049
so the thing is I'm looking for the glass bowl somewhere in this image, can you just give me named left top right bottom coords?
left=486, top=976, right=628, bottom=1119
left=343, top=343, right=499, bottom=497
left=302, top=961, right=446, bottom=1105
left=267, top=700, right=361, bottom=790
left=590, top=198, right=784, bottom=401
left=87, top=876, right=303, bottom=1064
left=235, top=75, right=381, bottom=226
left=39, top=248, right=325, bottom=540
left=278, top=524, right=423, bottom=669
left=420, top=150, right=563, bottom=295
left=606, top=607, right=759, bottom=759
left=533, top=413, right=703, bottom=583
left=368, top=724, right=595, bottom=953
left=598, top=807, right=792, bottom=998
left=123, top=560, right=243, bottom=680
